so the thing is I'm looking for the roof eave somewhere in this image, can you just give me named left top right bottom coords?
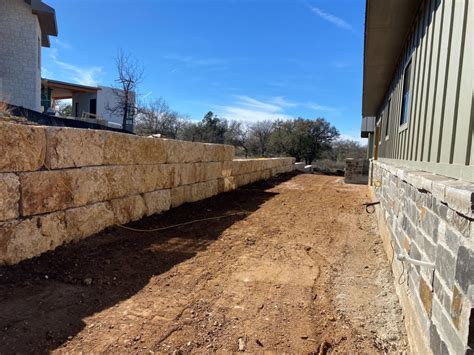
left=25, top=0, right=58, bottom=48
left=362, top=0, right=424, bottom=117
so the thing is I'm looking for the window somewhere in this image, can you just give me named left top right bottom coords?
left=400, top=61, right=412, bottom=125
left=89, top=99, right=97, bottom=115
left=385, top=99, right=391, bottom=138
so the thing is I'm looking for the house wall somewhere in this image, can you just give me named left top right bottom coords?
left=0, top=0, right=42, bottom=111
left=0, top=122, right=295, bottom=265
left=375, top=0, right=474, bottom=182
left=72, top=92, right=97, bottom=117
left=97, top=86, right=127, bottom=127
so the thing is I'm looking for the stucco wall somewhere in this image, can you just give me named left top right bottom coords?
left=371, top=160, right=474, bottom=354
left=0, top=0, right=42, bottom=111
left=0, top=122, right=295, bottom=265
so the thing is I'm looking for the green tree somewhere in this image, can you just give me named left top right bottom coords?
left=271, top=118, right=339, bottom=164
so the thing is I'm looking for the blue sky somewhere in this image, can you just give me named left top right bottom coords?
left=42, top=0, right=365, bottom=141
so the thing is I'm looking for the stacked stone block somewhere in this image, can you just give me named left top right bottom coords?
left=0, top=122, right=295, bottom=265
left=344, top=158, right=369, bottom=184
left=371, top=160, right=473, bottom=354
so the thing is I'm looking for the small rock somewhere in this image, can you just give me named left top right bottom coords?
left=83, top=278, right=93, bottom=286
left=238, top=337, right=246, bottom=352
left=134, top=335, right=141, bottom=341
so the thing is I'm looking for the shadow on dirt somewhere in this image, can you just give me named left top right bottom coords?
left=0, top=173, right=296, bottom=354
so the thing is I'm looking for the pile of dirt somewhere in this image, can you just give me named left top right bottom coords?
left=0, top=173, right=408, bottom=353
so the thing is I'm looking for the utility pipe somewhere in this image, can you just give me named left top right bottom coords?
left=397, top=253, right=435, bottom=269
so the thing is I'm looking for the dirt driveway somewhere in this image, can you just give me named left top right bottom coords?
left=0, top=173, right=407, bottom=354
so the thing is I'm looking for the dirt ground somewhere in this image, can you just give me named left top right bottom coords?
left=0, top=173, right=408, bottom=354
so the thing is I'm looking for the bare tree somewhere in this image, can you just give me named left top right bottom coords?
left=250, top=120, right=274, bottom=157
left=107, top=49, right=144, bottom=131
left=135, top=98, right=183, bottom=138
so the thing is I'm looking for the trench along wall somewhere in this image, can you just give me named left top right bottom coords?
left=0, top=122, right=295, bottom=265
left=371, top=161, right=474, bottom=355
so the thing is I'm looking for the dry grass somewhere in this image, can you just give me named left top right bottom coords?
left=0, top=101, right=11, bottom=115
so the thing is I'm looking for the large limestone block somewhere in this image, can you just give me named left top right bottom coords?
left=46, top=127, right=105, bottom=169
left=177, top=163, right=198, bottom=185
left=105, top=165, right=137, bottom=200
left=20, top=167, right=109, bottom=216
left=234, top=173, right=251, bottom=188
left=171, top=185, right=187, bottom=208
left=203, top=144, right=235, bottom=162
left=111, top=195, right=147, bottom=225
left=171, top=181, right=218, bottom=208
left=103, top=133, right=166, bottom=165
left=65, top=202, right=114, bottom=240
left=218, top=177, right=237, bottom=193
left=182, top=141, right=205, bottom=163
left=222, top=161, right=233, bottom=177
left=0, top=211, right=67, bottom=265
left=189, top=180, right=219, bottom=202
left=105, top=164, right=176, bottom=201
left=0, top=173, right=20, bottom=221
left=0, top=122, right=46, bottom=172
left=143, top=189, right=171, bottom=216
left=195, top=162, right=224, bottom=182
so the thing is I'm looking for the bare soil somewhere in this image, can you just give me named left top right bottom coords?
left=0, top=173, right=407, bottom=354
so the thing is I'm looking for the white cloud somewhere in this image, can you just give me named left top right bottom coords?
left=217, top=105, right=292, bottom=123
left=338, top=131, right=367, bottom=145
left=212, top=95, right=339, bottom=123
left=310, top=6, right=352, bottom=31
left=305, top=103, right=339, bottom=112
left=46, top=49, right=104, bottom=86
left=234, top=95, right=282, bottom=113
left=164, top=54, right=226, bottom=68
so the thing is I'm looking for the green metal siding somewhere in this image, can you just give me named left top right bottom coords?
left=376, top=0, right=474, bottom=182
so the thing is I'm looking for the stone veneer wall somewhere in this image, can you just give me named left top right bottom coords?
left=371, top=161, right=473, bottom=355
left=0, top=122, right=295, bottom=265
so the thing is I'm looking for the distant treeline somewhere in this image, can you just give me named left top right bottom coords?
left=133, top=98, right=366, bottom=164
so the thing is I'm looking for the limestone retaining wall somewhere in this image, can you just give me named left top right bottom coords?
left=0, top=123, right=295, bottom=265
left=371, top=160, right=473, bottom=354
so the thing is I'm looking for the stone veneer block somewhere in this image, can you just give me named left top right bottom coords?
left=110, top=195, right=147, bottom=225
left=444, top=182, right=474, bottom=217
left=65, top=202, right=114, bottom=240
left=0, top=122, right=46, bottom=172
left=143, top=190, right=171, bottom=216
left=0, top=173, right=20, bottom=221
left=103, top=133, right=167, bottom=165
left=0, top=212, right=67, bottom=265
left=46, top=127, right=105, bottom=169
